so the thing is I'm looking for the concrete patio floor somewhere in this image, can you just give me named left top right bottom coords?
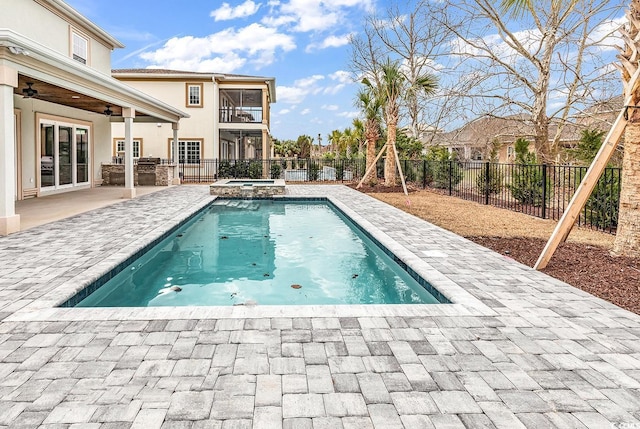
left=1, top=184, right=639, bottom=429
left=15, top=186, right=171, bottom=231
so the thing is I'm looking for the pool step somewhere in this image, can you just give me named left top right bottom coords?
left=212, top=200, right=259, bottom=210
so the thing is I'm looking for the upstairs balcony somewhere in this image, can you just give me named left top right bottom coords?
left=219, top=107, right=263, bottom=123
left=219, top=88, right=264, bottom=123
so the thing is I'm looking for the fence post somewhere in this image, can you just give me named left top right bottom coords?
left=484, top=161, right=490, bottom=205
left=448, top=160, right=453, bottom=195
left=422, top=160, right=426, bottom=189
left=541, top=163, right=547, bottom=219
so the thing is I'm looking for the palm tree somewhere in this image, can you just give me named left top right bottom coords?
left=612, top=0, right=640, bottom=257
left=364, top=59, right=438, bottom=186
left=328, top=130, right=342, bottom=155
left=355, top=87, right=382, bottom=184
left=351, top=118, right=365, bottom=155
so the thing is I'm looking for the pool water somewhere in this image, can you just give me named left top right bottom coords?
left=75, top=200, right=442, bottom=307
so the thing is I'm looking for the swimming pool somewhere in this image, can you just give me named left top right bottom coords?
left=71, top=199, right=446, bottom=307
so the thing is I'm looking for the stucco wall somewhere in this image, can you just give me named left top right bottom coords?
left=1, top=1, right=113, bottom=75
left=111, top=80, right=215, bottom=158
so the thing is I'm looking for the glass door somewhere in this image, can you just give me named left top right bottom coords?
left=39, top=120, right=91, bottom=191
left=58, top=126, right=72, bottom=187
left=76, top=128, right=89, bottom=184
left=40, top=123, right=55, bottom=188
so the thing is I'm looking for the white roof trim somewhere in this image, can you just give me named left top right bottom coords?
left=0, top=30, right=188, bottom=122
left=39, top=0, right=124, bottom=49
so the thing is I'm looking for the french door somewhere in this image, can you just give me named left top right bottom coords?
left=40, top=119, right=90, bottom=191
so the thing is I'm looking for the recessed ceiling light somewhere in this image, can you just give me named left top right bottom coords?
left=71, top=95, right=80, bottom=99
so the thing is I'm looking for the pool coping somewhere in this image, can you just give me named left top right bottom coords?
left=5, top=189, right=496, bottom=322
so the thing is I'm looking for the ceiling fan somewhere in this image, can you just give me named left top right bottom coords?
left=22, top=82, right=38, bottom=98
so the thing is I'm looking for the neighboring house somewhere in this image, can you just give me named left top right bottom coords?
left=111, top=69, right=276, bottom=163
left=429, top=99, right=622, bottom=163
left=429, top=115, right=536, bottom=162
left=0, top=0, right=188, bottom=235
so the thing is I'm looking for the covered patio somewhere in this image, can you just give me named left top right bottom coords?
left=1, top=26, right=188, bottom=236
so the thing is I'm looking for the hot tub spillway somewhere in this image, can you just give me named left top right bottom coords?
left=210, top=179, right=286, bottom=197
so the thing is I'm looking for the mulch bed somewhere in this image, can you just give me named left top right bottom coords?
left=467, top=236, right=640, bottom=315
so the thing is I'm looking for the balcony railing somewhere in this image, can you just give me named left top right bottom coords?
left=219, top=107, right=263, bottom=123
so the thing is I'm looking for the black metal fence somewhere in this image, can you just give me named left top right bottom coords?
left=398, top=160, right=621, bottom=234
left=119, top=157, right=620, bottom=233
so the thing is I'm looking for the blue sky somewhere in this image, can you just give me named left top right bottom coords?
left=66, top=0, right=624, bottom=143
left=65, top=0, right=372, bottom=142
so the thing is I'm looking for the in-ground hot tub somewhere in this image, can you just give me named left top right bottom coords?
left=210, top=179, right=286, bottom=197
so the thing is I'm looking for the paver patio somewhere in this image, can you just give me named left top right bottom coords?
left=1, top=184, right=639, bottom=428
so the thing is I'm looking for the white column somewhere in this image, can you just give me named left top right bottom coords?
left=172, top=122, right=180, bottom=185
left=262, top=129, right=269, bottom=179
left=213, top=79, right=220, bottom=159
left=122, top=107, right=136, bottom=199
left=0, top=65, right=19, bottom=235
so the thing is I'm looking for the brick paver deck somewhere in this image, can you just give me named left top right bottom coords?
left=1, top=185, right=639, bottom=428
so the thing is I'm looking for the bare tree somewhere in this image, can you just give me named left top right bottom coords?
left=439, top=0, right=622, bottom=163
left=366, top=1, right=459, bottom=138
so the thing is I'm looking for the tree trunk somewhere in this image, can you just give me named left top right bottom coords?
left=364, top=121, right=378, bottom=184
left=612, top=120, right=640, bottom=257
left=385, top=120, right=397, bottom=186
left=612, top=0, right=640, bottom=257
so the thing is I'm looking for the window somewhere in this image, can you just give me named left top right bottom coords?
left=114, top=139, right=142, bottom=158
left=170, top=140, right=202, bottom=163
left=186, top=83, right=203, bottom=107
left=72, top=31, right=88, bottom=64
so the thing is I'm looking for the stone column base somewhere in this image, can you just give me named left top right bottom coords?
left=0, top=214, right=20, bottom=236
left=172, top=178, right=181, bottom=185
left=122, top=188, right=137, bottom=199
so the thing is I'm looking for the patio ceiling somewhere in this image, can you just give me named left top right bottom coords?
left=14, top=74, right=137, bottom=118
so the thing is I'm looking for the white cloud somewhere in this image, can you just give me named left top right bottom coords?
left=211, top=0, right=261, bottom=21
left=450, top=28, right=542, bottom=62
left=262, top=0, right=372, bottom=32
left=338, top=111, right=360, bottom=118
left=329, top=70, right=352, bottom=84
left=276, top=74, right=325, bottom=104
left=323, top=84, right=345, bottom=95
left=278, top=108, right=291, bottom=114
left=306, top=34, right=352, bottom=52
left=140, top=24, right=295, bottom=72
left=301, top=108, right=311, bottom=115
left=588, top=16, right=626, bottom=52
left=322, top=104, right=339, bottom=110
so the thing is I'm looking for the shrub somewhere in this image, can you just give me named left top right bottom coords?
left=231, top=161, right=250, bottom=178
left=248, top=161, right=263, bottom=179
left=510, top=164, right=548, bottom=206
left=476, top=163, right=504, bottom=195
left=308, top=160, right=320, bottom=181
left=218, top=160, right=232, bottom=178
left=508, top=138, right=550, bottom=207
left=270, top=163, right=282, bottom=179
left=424, top=146, right=462, bottom=189
left=584, top=169, right=620, bottom=230
left=336, top=161, right=344, bottom=181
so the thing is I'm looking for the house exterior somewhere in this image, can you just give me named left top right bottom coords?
left=0, top=0, right=188, bottom=235
left=430, top=100, right=622, bottom=164
left=111, top=69, right=276, bottom=164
